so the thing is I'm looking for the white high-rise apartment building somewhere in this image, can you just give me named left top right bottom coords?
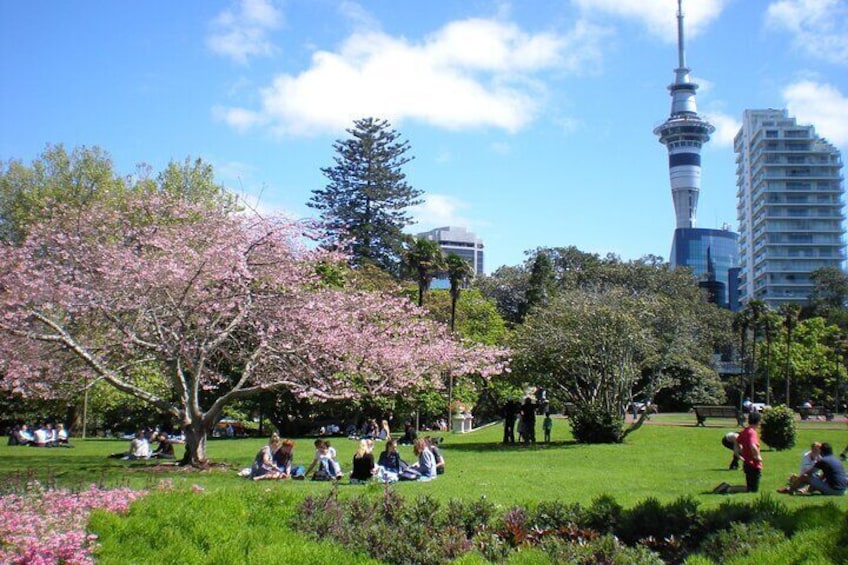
left=735, top=109, right=845, bottom=307
left=417, top=226, right=484, bottom=275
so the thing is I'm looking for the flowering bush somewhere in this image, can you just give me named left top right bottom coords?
left=0, top=483, right=147, bottom=564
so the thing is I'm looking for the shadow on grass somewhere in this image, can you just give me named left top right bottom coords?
left=445, top=440, right=580, bottom=452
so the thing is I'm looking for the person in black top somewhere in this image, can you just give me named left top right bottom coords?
left=519, top=397, right=536, bottom=445
left=398, top=421, right=417, bottom=445
left=350, top=439, right=375, bottom=483
left=501, top=399, right=518, bottom=444
left=151, top=433, right=175, bottom=459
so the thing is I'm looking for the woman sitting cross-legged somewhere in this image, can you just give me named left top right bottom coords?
left=399, top=438, right=437, bottom=481
left=375, top=439, right=406, bottom=483
left=350, top=439, right=375, bottom=484
left=250, top=435, right=285, bottom=481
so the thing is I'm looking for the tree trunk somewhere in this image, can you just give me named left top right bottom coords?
left=180, top=422, right=209, bottom=466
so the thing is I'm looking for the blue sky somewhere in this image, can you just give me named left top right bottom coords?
left=2, top=0, right=847, bottom=272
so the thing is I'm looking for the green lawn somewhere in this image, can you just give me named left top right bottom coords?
left=3, top=415, right=846, bottom=564
left=2, top=414, right=846, bottom=509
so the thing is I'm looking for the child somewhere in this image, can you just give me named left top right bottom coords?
left=543, top=412, right=552, bottom=443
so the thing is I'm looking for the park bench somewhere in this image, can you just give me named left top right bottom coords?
left=796, top=406, right=834, bottom=421
left=692, top=405, right=744, bottom=427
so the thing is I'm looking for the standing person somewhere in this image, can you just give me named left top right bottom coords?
left=722, top=431, right=740, bottom=470
left=350, top=439, right=375, bottom=483
left=803, top=443, right=846, bottom=496
left=543, top=412, right=552, bottom=443
left=519, top=397, right=536, bottom=445
left=501, top=399, right=518, bottom=444
left=735, top=411, right=763, bottom=493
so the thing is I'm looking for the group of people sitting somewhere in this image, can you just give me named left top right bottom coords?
left=245, top=434, right=445, bottom=483
left=108, top=430, right=178, bottom=460
left=8, top=423, right=71, bottom=447
left=350, top=437, right=444, bottom=483
left=778, top=441, right=847, bottom=496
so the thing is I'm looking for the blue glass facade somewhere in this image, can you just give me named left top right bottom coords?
left=670, top=228, right=740, bottom=310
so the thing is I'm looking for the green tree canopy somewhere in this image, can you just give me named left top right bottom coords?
left=308, top=117, right=423, bottom=274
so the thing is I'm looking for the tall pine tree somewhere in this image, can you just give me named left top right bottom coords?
left=309, top=117, right=423, bottom=274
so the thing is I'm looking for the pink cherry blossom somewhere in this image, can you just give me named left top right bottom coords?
left=0, top=193, right=508, bottom=463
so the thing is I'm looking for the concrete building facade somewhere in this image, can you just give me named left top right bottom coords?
left=735, top=109, right=846, bottom=307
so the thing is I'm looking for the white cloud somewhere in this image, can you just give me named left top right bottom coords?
left=409, top=194, right=479, bottom=230
left=703, top=111, right=741, bottom=148
left=782, top=81, right=848, bottom=146
left=217, top=17, right=608, bottom=136
left=207, top=0, right=282, bottom=64
left=573, top=0, right=728, bottom=42
left=766, top=0, right=848, bottom=65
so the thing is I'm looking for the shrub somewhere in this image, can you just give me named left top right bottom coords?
left=570, top=406, right=625, bottom=444
left=542, top=533, right=664, bottom=565
left=760, top=404, right=796, bottom=451
left=582, top=494, right=622, bottom=534
left=698, top=521, right=786, bottom=563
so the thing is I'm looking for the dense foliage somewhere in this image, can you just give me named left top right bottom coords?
left=294, top=487, right=848, bottom=564
left=0, top=150, right=506, bottom=464
left=309, top=117, right=423, bottom=274
left=760, top=405, right=797, bottom=451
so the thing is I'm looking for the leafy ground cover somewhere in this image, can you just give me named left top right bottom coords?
left=0, top=415, right=846, bottom=563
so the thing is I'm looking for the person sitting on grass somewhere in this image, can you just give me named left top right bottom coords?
left=426, top=437, right=445, bottom=475
left=151, top=433, right=176, bottom=460
left=273, top=439, right=305, bottom=479
left=778, top=442, right=821, bottom=494
left=801, top=443, right=846, bottom=496
left=16, top=424, right=34, bottom=446
left=376, top=439, right=406, bottom=483
left=305, top=439, right=343, bottom=480
left=399, top=438, right=437, bottom=481
left=55, top=423, right=71, bottom=446
left=350, top=439, right=375, bottom=484
left=250, top=435, right=284, bottom=481
left=398, top=421, right=417, bottom=445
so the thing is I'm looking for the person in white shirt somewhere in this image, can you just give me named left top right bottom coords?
left=778, top=442, right=821, bottom=494
left=17, top=425, right=34, bottom=445
left=128, top=431, right=151, bottom=459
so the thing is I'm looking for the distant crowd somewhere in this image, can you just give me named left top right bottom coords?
left=8, top=423, right=72, bottom=447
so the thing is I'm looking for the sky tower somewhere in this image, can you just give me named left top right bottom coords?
left=654, top=0, right=714, bottom=229
left=656, top=0, right=739, bottom=310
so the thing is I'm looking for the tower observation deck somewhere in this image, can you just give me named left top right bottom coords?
left=653, top=0, right=714, bottom=229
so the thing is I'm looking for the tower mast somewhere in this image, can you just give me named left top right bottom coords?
left=654, top=0, right=714, bottom=229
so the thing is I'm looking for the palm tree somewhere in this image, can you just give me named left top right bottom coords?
left=404, top=237, right=444, bottom=307
left=446, top=253, right=474, bottom=333
left=761, top=311, right=781, bottom=406
left=741, top=299, right=768, bottom=401
left=779, top=303, right=801, bottom=406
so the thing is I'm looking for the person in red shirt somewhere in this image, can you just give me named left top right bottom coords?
left=734, top=411, right=763, bottom=492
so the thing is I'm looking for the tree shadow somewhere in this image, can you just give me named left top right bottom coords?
left=445, top=440, right=580, bottom=453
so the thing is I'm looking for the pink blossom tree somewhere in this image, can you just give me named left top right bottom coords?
left=0, top=193, right=507, bottom=464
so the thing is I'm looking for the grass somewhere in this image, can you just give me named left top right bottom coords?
left=1, top=414, right=846, bottom=509
left=1, top=414, right=846, bottom=563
